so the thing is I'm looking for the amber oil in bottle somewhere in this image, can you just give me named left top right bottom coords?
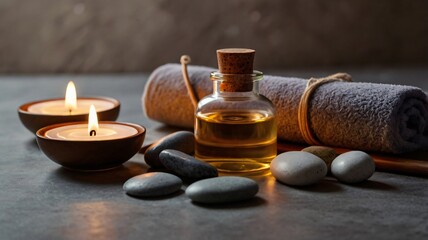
left=194, top=49, right=277, bottom=173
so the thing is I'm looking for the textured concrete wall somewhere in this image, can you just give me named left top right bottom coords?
left=1, top=0, right=427, bottom=73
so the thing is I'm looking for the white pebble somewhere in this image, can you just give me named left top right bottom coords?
left=270, top=151, right=327, bottom=186
left=331, top=151, right=375, bottom=184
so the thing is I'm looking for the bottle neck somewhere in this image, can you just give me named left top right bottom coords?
left=210, top=70, right=263, bottom=98
left=213, top=80, right=260, bottom=97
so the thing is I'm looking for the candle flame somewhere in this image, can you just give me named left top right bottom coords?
left=88, top=105, right=99, bottom=136
left=65, top=81, right=77, bottom=113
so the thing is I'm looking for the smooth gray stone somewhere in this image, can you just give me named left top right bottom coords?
left=331, top=151, right=375, bottom=184
left=123, top=172, right=182, bottom=197
left=186, top=177, right=259, bottom=203
left=144, top=131, right=194, bottom=168
left=302, top=146, right=338, bottom=169
left=270, top=151, right=328, bottom=186
left=159, top=149, right=218, bottom=179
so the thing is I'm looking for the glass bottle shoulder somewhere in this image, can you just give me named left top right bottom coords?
left=197, top=93, right=276, bottom=117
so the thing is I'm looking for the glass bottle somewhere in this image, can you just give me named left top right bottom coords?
left=194, top=49, right=277, bottom=173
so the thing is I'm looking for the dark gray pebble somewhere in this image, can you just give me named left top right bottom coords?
left=185, top=177, right=259, bottom=204
left=144, top=131, right=194, bottom=168
left=123, top=172, right=182, bottom=197
left=159, top=149, right=218, bottom=180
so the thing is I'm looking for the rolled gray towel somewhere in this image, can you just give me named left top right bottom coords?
left=143, top=64, right=428, bottom=154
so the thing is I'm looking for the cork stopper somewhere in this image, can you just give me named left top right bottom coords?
left=216, top=48, right=255, bottom=92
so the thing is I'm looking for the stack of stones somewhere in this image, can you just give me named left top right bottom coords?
left=123, top=131, right=259, bottom=204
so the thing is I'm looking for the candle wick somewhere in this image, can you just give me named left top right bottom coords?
left=90, top=130, right=96, bottom=137
left=69, top=109, right=72, bottom=115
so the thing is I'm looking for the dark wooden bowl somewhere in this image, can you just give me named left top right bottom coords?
left=18, top=97, right=120, bottom=134
left=36, top=121, right=145, bottom=171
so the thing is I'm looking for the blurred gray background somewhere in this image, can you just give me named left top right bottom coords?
left=1, top=0, right=428, bottom=73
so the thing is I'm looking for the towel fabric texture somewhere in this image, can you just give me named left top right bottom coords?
left=143, top=64, right=428, bottom=154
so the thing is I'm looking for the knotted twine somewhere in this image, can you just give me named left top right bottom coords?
left=297, top=73, right=352, bottom=145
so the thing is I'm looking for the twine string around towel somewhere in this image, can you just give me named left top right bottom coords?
left=298, top=73, right=352, bottom=145
left=180, top=55, right=199, bottom=109
left=180, top=54, right=352, bottom=146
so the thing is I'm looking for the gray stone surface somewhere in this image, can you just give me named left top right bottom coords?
left=0, top=72, right=427, bottom=239
left=271, top=151, right=328, bottom=186
left=159, top=149, right=218, bottom=180
left=144, top=131, right=194, bottom=168
left=1, top=1, right=428, bottom=73
left=186, top=177, right=259, bottom=204
left=123, top=172, right=182, bottom=197
left=332, top=151, right=376, bottom=184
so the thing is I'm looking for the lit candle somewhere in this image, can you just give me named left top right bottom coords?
left=45, top=105, right=137, bottom=141
left=18, top=81, right=120, bottom=134
left=36, top=105, right=146, bottom=171
left=27, top=81, right=115, bottom=116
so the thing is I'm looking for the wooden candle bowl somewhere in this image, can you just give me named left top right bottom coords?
left=18, top=97, right=120, bottom=134
left=36, top=122, right=145, bottom=171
